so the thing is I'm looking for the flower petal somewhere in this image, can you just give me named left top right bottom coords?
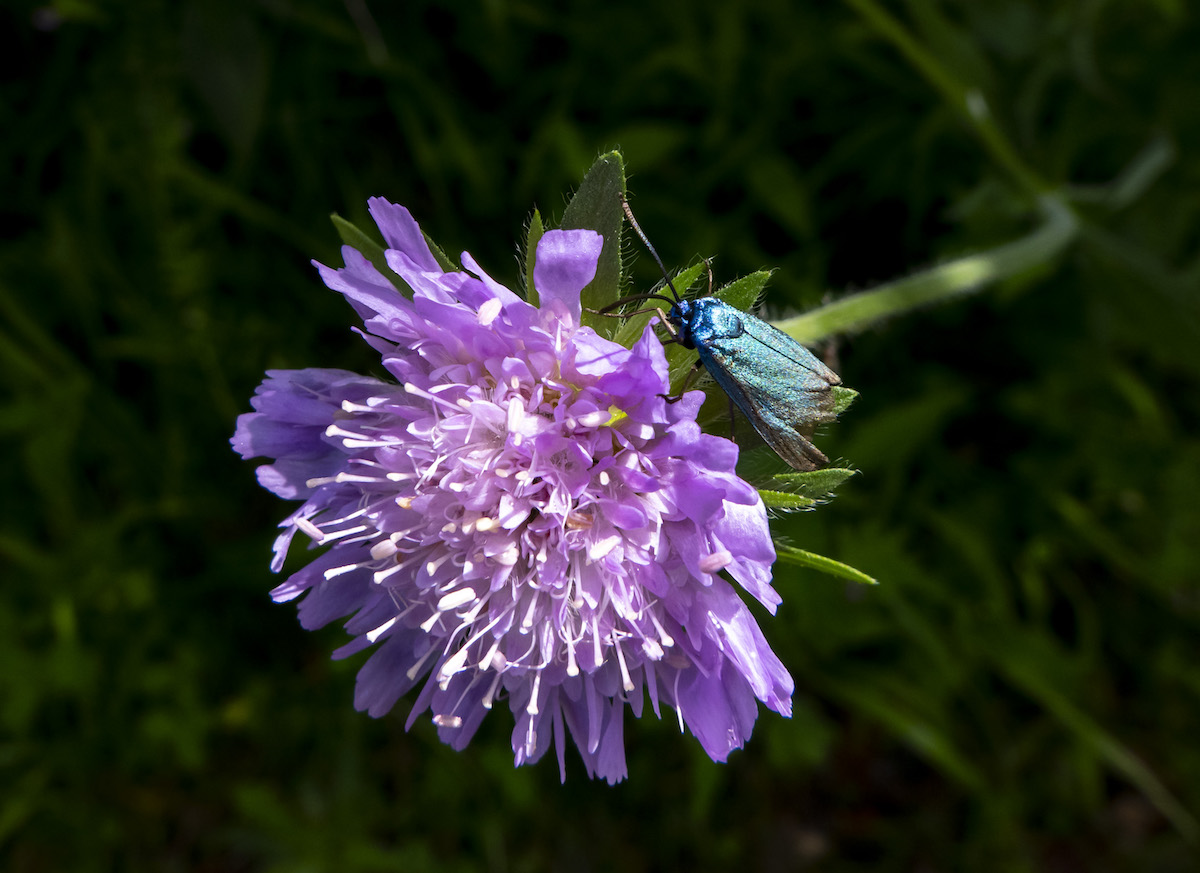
left=533, top=229, right=602, bottom=323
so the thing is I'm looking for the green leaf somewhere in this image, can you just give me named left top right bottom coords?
left=422, top=230, right=456, bottom=273
left=715, top=269, right=773, bottom=312
left=774, top=543, right=877, bottom=585
left=758, top=489, right=818, bottom=511
left=523, top=208, right=544, bottom=307
left=831, top=385, right=858, bottom=415
left=330, top=213, right=408, bottom=298
left=561, top=150, right=626, bottom=331
left=770, top=467, right=857, bottom=497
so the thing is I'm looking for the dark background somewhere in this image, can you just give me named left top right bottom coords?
left=4, top=0, right=1200, bottom=870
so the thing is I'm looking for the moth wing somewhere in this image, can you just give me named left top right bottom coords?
left=699, top=313, right=840, bottom=471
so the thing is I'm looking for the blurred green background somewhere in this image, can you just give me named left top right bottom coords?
left=4, top=0, right=1200, bottom=870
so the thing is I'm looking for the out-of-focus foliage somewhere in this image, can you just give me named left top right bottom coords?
left=3, top=0, right=1199, bottom=870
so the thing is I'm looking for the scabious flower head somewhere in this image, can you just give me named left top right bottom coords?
left=232, top=196, right=793, bottom=782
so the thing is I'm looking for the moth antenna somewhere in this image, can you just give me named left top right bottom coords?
left=619, top=193, right=682, bottom=303
left=594, top=292, right=677, bottom=315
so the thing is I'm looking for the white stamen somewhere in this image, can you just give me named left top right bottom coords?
left=296, top=518, right=324, bottom=541
left=424, top=553, right=452, bottom=579
left=649, top=611, right=675, bottom=648
left=439, top=644, right=472, bottom=681
left=524, top=717, right=537, bottom=757
left=405, top=646, right=439, bottom=682
left=373, top=561, right=408, bottom=584
left=613, top=636, right=635, bottom=692
left=526, top=672, right=542, bottom=716
left=698, top=550, right=733, bottom=574
left=477, top=297, right=502, bottom=326
left=370, top=539, right=398, bottom=560
left=432, top=714, right=463, bottom=728
left=366, top=617, right=396, bottom=643
left=323, top=562, right=362, bottom=580
left=479, top=635, right=503, bottom=671
left=481, top=671, right=503, bottom=709
left=566, top=633, right=579, bottom=677
left=479, top=636, right=504, bottom=672
left=437, top=588, right=476, bottom=612
left=418, top=454, right=443, bottom=486
left=575, top=409, right=609, bottom=427
left=344, top=438, right=397, bottom=448
left=319, top=524, right=370, bottom=542
left=333, top=473, right=383, bottom=484
left=592, top=616, right=603, bottom=667
left=589, top=533, right=621, bottom=560
left=520, top=595, right=540, bottom=631
left=474, top=517, right=497, bottom=533
left=599, top=470, right=610, bottom=487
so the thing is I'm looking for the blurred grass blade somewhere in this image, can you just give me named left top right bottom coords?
left=1068, top=134, right=1176, bottom=210
left=843, top=0, right=1043, bottom=196
left=992, top=637, right=1199, bottom=841
left=827, top=679, right=986, bottom=790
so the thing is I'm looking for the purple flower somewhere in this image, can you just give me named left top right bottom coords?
left=232, top=198, right=793, bottom=782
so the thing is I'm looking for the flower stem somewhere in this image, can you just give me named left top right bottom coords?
left=776, top=195, right=1078, bottom=344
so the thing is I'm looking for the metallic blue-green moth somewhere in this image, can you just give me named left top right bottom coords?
left=614, top=195, right=842, bottom=470
left=669, top=296, right=841, bottom=470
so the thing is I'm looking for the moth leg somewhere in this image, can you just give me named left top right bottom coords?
left=661, top=358, right=705, bottom=403
left=587, top=305, right=679, bottom=338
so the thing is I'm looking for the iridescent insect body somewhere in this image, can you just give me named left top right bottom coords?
left=614, top=196, right=842, bottom=471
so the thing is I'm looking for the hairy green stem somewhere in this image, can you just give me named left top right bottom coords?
left=777, top=195, right=1077, bottom=344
